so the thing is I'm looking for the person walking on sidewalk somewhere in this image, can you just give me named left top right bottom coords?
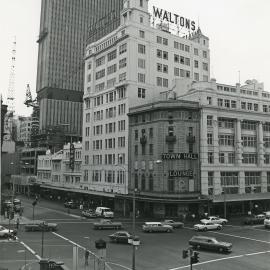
left=16, top=217, right=20, bottom=230
left=85, top=249, right=90, bottom=266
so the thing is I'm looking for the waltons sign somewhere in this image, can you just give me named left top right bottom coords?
left=162, top=153, right=198, bottom=160
left=153, top=6, right=196, bottom=31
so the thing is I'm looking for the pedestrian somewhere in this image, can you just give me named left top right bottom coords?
left=80, top=204, right=83, bottom=211
left=85, top=249, right=90, bottom=266
left=16, top=217, right=20, bottom=230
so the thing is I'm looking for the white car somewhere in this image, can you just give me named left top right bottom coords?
left=200, top=216, right=228, bottom=225
left=0, top=225, right=17, bottom=238
left=194, top=222, right=222, bottom=231
left=264, top=217, right=270, bottom=229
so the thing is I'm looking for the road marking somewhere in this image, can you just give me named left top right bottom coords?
left=168, top=250, right=270, bottom=270
left=209, top=231, right=270, bottom=244
left=20, top=241, right=41, bottom=260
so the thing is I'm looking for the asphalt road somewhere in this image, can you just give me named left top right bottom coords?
left=1, top=196, right=270, bottom=270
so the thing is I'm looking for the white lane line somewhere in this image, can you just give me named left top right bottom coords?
left=209, top=231, right=270, bottom=244
left=168, top=250, right=270, bottom=270
left=20, top=241, right=41, bottom=260
left=52, top=232, right=131, bottom=270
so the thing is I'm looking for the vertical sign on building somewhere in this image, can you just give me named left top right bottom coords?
left=70, top=143, right=75, bottom=171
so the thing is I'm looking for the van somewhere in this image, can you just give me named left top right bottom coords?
left=95, top=207, right=114, bottom=218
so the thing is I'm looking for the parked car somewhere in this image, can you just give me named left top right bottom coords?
left=243, top=214, right=265, bottom=225
left=189, top=236, right=232, bottom=253
left=24, top=221, right=58, bottom=232
left=108, top=231, right=140, bottom=244
left=142, top=222, right=173, bottom=233
left=264, top=216, right=270, bottom=229
left=200, top=216, right=228, bottom=225
left=161, top=219, right=184, bottom=228
left=0, top=225, right=17, bottom=238
left=95, top=207, right=114, bottom=218
left=93, top=219, right=123, bottom=230
left=64, top=201, right=78, bottom=209
left=194, top=222, right=222, bottom=231
left=81, top=209, right=97, bottom=218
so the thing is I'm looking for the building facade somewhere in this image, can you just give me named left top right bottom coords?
left=36, top=0, right=123, bottom=141
left=128, top=99, right=203, bottom=217
left=178, top=79, right=270, bottom=215
left=16, top=116, right=32, bottom=146
left=83, top=0, right=210, bottom=196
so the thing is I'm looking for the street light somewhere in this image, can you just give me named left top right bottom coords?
left=249, top=186, right=256, bottom=214
left=221, top=188, right=226, bottom=219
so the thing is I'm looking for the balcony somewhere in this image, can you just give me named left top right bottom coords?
left=186, top=135, right=196, bottom=144
left=166, top=135, right=176, bottom=143
left=140, top=136, right=147, bottom=145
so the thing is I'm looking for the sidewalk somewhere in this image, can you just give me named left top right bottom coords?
left=0, top=214, right=31, bottom=225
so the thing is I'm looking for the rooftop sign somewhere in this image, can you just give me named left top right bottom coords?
left=152, top=6, right=196, bottom=32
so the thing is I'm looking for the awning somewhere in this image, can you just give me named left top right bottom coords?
left=211, top=192, right=270, bottom=203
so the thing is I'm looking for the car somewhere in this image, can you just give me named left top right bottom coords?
left=108, top=231, right=140, bottom=244
left=95, top=207, right=114, bottom=218
left=142, top=222, right=173, bottom=233
left=243, top=214, right=266, bottom=225
left=161, top=219, right=184, bottom=228
left=200, top=216, right=228, bottom=225
left=264, top=216, right=270, bottom=229
left=24, top=221, right=58, bottom=232
left=93, top=219, right=123, bottom=230
left=64, top=201, right=78, bottom=209
left=0, top=225, right=17, bottom=239
left=189, top=236, right=232, bottom=253
left=194, top=222, right=222, bottom=231
left=81, top=209, right=97, bottom=218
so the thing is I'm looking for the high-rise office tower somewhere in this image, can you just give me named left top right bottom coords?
left=36, top=0, right=123, bottom=143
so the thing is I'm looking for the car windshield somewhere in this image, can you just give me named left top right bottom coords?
left=0, top=227, right=5, bottom=231
left=103, top=209, right=111, bottom=212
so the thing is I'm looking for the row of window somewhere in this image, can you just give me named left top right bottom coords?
left=89, top=170, right=125, bottom=184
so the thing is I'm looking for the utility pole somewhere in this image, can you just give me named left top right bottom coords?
left=41, top=221, right=45, bottom=257
left=132, top=189, right=136, bottom=270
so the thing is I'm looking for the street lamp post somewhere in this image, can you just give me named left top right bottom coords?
left=8, top=162, right=15, bottom=235
left=41, top=221, right=45, bottom=258
left=221, top=189, right=226, bottom=219
left=132, top=188, right=136, bottom=270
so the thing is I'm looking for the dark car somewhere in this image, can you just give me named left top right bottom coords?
left=243, top=214, right=265, bottom=225
left=189, top=236, right=232, bottom=253
left=109, top=231, right=140, bottom=244
left=64, top=201, right=78, bottom=209
left=25, top=221, right=58, bottom=232
left=93, top=219, right=123, bottom=230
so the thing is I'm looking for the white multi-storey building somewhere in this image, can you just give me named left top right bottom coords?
left=176, top=78, right=270, bottom=214
left=83, top=0, right=210, bottom=195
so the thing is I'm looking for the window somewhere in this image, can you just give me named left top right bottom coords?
left=263, top=105, right=268, bottom=112
left=87, top=62, right=92, bottom=70
left=140, top=16, right=143, bottom=23
left=149, top=128, right=153, bottom=138
left=163, top=51, right=168, bottom=60
left=107, top=50, right=117, bottom=61
left=241, top=121, right=256, bottom=130
left=96, top=69, right=105, bottom=80
left=140, top=0, right=143, bottom=7
left=174, top=68, right=179, bottom=76
left=119, top=43, right=127, bottom=54
left=163, top=65, right=168, bottom=73
left=247, top=103, right=252, bottom=110
left=194, top=72, right=199, bottom=81
left=107, top=64, right=117, bottom=75
left=242, top=153, right=257, bottom=164
left=157, top=49, right=162, bottom=58
left=208, top=152, right=214, bottom=164
left=119, top=72, right=126, bottom=82
left=149, top=144, right=153, bottom=155
left=157, top=63, right=162, bottom=72
left=207, top=133, right=213, bottom=145
left=138, top=44, right=145, bottom=54
left=138, top=73, right=145, bottom=83
left=119, top=58, right=127, bottom=69
left=138, top=58, right=145, bottom=68
left=135, top=130, right=138, bottom=140
left=157, top=77, right=162, bottom=86
left=218, top=98, right=223, bottom=107
left=96, top=56, right=105, bottom=67
left=207, top=96, right=212, bottom=105
left=203, top=51, right=207, bottom=58
left=194, top=60, right=199, bottom=68
left=254, top=104, right=258, bottom=111
left=219, top=153, right=225, bottom=163
left=139, top=30, right=145, bottom=38
left=219, top=134, right=235, bottom=146
left=231, top=100, right=236, bottom=108
left=241, top=136, right=257, bottom=147
left=207, top=115, right=213, bottom=126
left=228, top=152, right=235, bottom=164
left=87, top=74, right=91, bottom=82
left=224, top=99, right=230, bottom=108
left=157, top=36, right=162, bottom=43
left=221, top=172, right=239, bottom=186
left=245, top=172, right=261, bottom=186
left=163, top=38, right=168, bottom=45
left=194, top=48, right=199, bottom=55
left=138, top=88, right=146, bottom=98
left=185, top=45, right=190, bottom=52
left=163, top=78, right=168, bottom=87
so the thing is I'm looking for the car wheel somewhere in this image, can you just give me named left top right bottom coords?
left=217, top=226, right=222, bottom=230
left=219, top=247, right=224, bottom=253
left=203, top=227, right=207, bottom=231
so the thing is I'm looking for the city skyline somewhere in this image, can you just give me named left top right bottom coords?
left=0, top=0, right=270, bottom=116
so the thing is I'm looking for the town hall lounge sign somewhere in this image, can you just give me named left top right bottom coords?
left=162, top=153, right=198, bottom=160
left=153, top=6, right=196, bottom=31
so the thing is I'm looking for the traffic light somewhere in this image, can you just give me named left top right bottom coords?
left=191, top=251, right=200, bottom=264
left=182, top=249, right=189, bottom=259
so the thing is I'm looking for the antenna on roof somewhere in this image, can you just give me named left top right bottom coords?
left=238, top=70, right=241, bottom=84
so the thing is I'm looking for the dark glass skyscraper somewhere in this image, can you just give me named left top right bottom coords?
left=36, top=0, right=123, bottom=142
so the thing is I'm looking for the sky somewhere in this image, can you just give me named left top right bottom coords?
left=0, top=0, right=270, bottom=116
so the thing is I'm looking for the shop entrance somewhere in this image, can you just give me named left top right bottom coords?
left=165, top=204, right=177, bottom=217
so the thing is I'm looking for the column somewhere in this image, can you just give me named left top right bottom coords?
left=239, top=171, right=245, bottom=194
left=261, top=171, right=267, bottom=193
left=213, top=171, right=221, bottom=195
left=201, top=170, right=208, bottom=195
left=235, top=119, right=242, bottom=165
left=213, top=115, right=219, bottom=164
left=200, top=113, right=208, bottom=165
left=258, top=121, right=264, bottom=167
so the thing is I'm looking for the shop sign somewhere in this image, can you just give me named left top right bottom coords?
left=162, top=153, right=198, bottom=160
left=153, top=6, right=196, bottom=31
left=169, top=170, right=193, bottom=177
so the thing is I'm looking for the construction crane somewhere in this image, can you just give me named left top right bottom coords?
left=24, top=84, right=39, bottom=108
